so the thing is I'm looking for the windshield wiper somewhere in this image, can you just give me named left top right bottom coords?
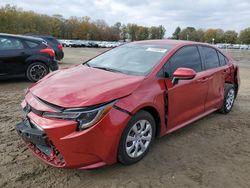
left=84, top=62, right=91, bottom=67
left=92, top=66, right=124, bottom=73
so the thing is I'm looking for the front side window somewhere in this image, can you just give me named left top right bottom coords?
left=86, top=43, right=173, bottom=76
left=166, top=45, right=202, bottom=77
left=0, top=37, right=24, bottom=50
left=202, top=46, right=220, bottom=69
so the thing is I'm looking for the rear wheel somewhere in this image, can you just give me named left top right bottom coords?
left=220, top=84, right=235, bottom=114
left=26, top=62, right=49, bottom=82
left=118, top=111, right=155, bottom=165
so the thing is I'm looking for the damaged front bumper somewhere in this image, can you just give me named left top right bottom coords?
left=16, top=119, right=48, bottom=146
left=16, top=118, right=65, bottom=167
left=15, top=93, right=131, bottom=169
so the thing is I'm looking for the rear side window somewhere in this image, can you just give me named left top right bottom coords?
left=25, top=40, right=39, bottom=48
left=168, top=46, right=202, bottom=76
left=218, top=51, right=227, bottom=66
left=0, top=37, right=24, bottom=50
left=44, top=37, right=59, bottom=44
left=202, top=46, right=220, bottom=69
left=224, top=57, right=229, bottom=64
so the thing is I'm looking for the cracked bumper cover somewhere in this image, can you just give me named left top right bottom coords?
left=15, top=105, right=131, bottom=169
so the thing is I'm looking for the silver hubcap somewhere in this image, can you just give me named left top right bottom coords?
left=226, top=89, right=235, bottom=110
left=30, top=65, right=47, bottom=81
left=125, top=120, right=152, bottom=158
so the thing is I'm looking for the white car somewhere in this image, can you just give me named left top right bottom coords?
left=240, top=45, right=249, bottom=50
left=62, top=40, right=74, bottom=47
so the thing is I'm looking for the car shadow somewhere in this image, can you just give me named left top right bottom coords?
left=0, top=76, right=30, bottom=84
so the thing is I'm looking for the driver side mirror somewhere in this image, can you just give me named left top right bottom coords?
left=172, top=68, right=196, bottom=85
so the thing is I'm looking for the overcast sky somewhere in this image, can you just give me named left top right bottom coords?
left=1, top=0, right=250, bottom=36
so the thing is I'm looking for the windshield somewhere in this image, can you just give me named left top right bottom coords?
left=86, top=43, right=173, bottom=76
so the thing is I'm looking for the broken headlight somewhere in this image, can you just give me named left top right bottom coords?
left=43, top=101, right=115, bottom=130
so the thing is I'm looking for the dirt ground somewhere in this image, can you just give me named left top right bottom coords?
left=0, top=48, right=249, bottom=188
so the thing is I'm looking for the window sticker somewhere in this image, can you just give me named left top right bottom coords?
left=146, top=47, right=168, bottom=53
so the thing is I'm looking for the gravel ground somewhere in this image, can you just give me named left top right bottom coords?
left=0, top=48, right=249, bottom=188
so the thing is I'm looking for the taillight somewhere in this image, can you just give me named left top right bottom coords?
left=40, top=48, right=55, bottom=58
left=58, top=43, right=63, bottom=50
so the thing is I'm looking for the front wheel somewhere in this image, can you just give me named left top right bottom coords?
left=118, top=111, right=155, bottom=165
left=26, top=62, right=49, bottom=82
left=220, top=84, right=236, bottom=114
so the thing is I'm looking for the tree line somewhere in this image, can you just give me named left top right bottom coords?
left=1, top=5, right=250, bottom=44
left=0, top=5, right=165, bottom=41
left=171, top=26, right=250, bottom=44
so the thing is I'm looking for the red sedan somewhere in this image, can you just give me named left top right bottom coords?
left=16, top=40, right=240, bottom=169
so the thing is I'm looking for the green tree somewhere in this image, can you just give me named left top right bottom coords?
left=120, top=24, right=127, bottom=41
left=136, top=26, right=149, bottom=40
left=149, top=25, right=165, bottom=39
left=215, top=29, right=224, bottom=43
left=224, top=30, right=238, bottom=44
left=127, top=24, right=138, bottom=41
left=158, top=25, right=166, bottom=39
left=196, top=29, right=205, bottom=42
left=179, top=27, right=198, bottom=41
left=238, top=28, right=250, bottom=44
left=172, top=26, right=181, bottom=39
left=204, top=29, right=217, bottom=43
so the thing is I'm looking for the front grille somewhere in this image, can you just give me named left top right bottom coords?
left=23, top=103, right=65, bottom=167
left=18, top=112, right=66, bottom=167
left=22, top=119, right=66, bottom=167
left=23, top=104, right=43, bottom=116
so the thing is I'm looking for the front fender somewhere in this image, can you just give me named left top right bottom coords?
left=115, top=77, right=167, bottom=136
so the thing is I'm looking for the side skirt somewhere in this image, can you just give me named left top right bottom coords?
left=165, top=108, right=218, bottom=135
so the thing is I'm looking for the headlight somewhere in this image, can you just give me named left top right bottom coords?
left=43, top=101, right=115, bottom=130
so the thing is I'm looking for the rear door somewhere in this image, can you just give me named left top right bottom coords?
left=164, top=45, right=209, bottom=130
left=0, top=36, right=28, bottom=75
left=199, top=46, right=226, bottom=111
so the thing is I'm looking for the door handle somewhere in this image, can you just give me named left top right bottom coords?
left=197, top=77, right=209, bottom=83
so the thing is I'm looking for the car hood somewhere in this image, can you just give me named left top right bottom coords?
left=30, top=65, right=144, bottom=108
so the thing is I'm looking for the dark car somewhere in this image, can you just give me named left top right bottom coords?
left=25, top=34, right=64, bottom=60
left=0, top=33, right=58, bottom=82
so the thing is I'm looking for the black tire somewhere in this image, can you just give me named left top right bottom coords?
left=219, top=84, right=236, bottom=114
left=26, top=62, right=49, bottom=82
left=118, top=110, right=156, bottom=165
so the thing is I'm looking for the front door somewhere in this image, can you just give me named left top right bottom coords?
left=0, top=36, right=27, bottom=75
left=163, top=45, right=209, bottom=131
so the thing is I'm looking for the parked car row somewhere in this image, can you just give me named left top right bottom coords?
left=59, top=39, right=124, bottom=48
left=215, top=43, right=250, bottom=50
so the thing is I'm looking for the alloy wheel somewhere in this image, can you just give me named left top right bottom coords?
left=125, top=120, right=153, bottom=158
left=30, top=64, right=47, bottom=81
left=226, top=88, right=235, bottom=110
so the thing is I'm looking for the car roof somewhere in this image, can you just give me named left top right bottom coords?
left=25, top=34, right=54, bottom=38
left=24, top=34, right=59, bottom=44
left=0, top=33, right=44, bottom=42
left=133, top=39, right=211, bottom=47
